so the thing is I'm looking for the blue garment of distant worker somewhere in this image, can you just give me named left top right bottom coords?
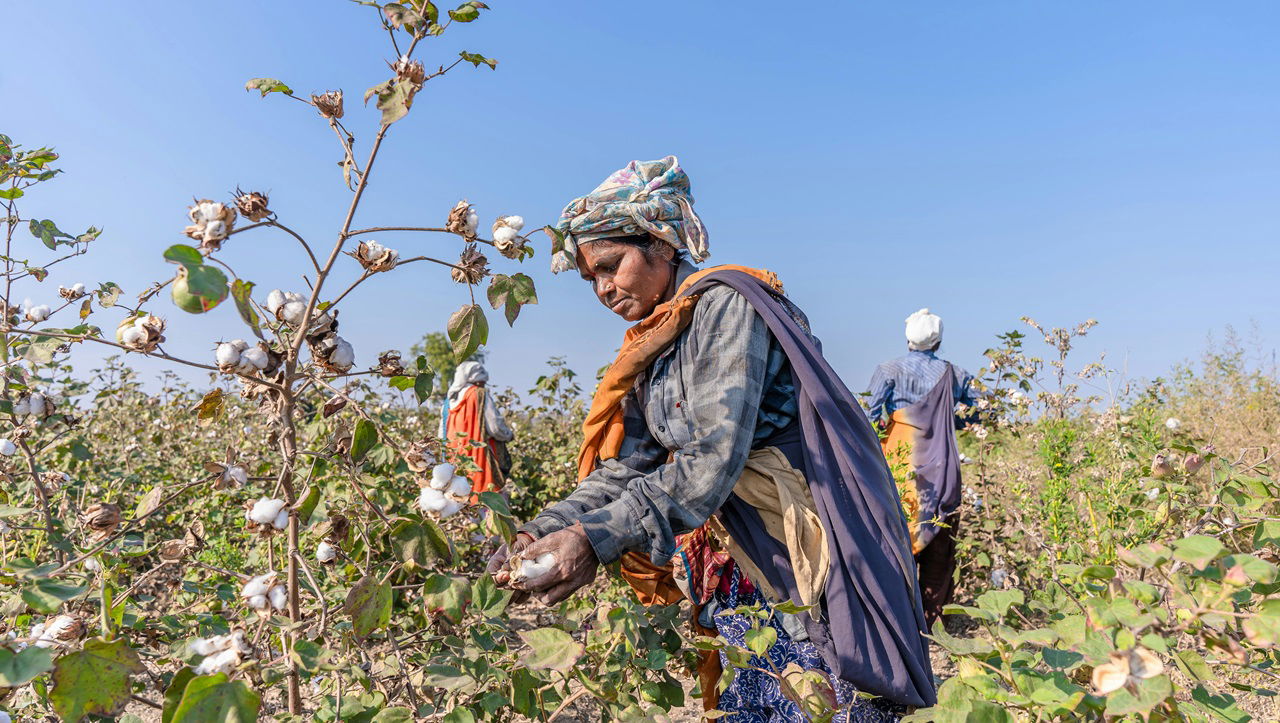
left=863, top=349, right=977, bottom=424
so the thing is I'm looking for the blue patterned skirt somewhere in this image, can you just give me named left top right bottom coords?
left=712, top=569, right=903, bottom=722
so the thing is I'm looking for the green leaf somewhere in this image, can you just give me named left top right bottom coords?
left=23, top=577, right=87, bottom=614
left=744, top=625, right=778, bottom=657
left=244, top=78, right=293, bottom=96
left=50, top=637, right=146, bottom=721
left=517, top=627, right=584, bottom=671
left=0, top=187, right=23, bottom=199
left=471, top=575, right=511, bottom=618
left=371, top=708, right=415, bottom=723
left=1190, top=685, right=1251, bottom=723
left=295, top=485, right=322, bottom=525
left=291, top=639, right=329, bottom=673
left=414, top=372, right=433, bottom=404
left=929, top=619, right=995, bottom=656
left=1104, top=673, right=1172, bottom=716
left=1244, top=599, right=1280, bottom=647
left=169, top=672, right=261, bottom=722
left=976, top=588, right=1024, bottom=618
left=162, top=668, right=197, bottom=723
left=1174, top=649, right=1213, bottom=683
left=350, top=418, right=378, bottom=463
left=459, top=50, right=497, bottom=69
left=230, top=280, right=262, bottom=338
left=449, top=2, right=483, bottom=22
left=163, top=244, right=204, bottom=269
left=345, top=575, right=392, bottom=641
left=0, top=506, right=33, bottom=518
left=363, top=79, right=416, bottom=125
left=1173, top=535, right=1226, bottom=570
left=388, top=375, right=415, bottom=391
left=390, top=520, right=449, bottom=571
left=1118, top=542, right=1172, bottom=569
left=422, top=574, right=469, bottom=623
left=1254, top=519, right=1280, bottom=549
left=383, top=3, right=424, bottom=29
left=97, top=282, right=123, bottom=308
left=487, top=273, right=537, bottom=326
left=0, top=645, right=55, bottom=686
left=447, top=303, right=488, bottom=361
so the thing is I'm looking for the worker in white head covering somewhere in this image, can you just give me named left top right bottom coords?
left=440, top=361, right=514, bottom=497
left=863, top=307, right=979, bottom=625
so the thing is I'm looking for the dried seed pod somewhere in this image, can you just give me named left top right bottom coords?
left=492, top=216, right=526, bottom=259
left=42, top=470, right=69, bottom=492
left=1150, top=452, right=1174, bottom=479
left=1183, top=453, right=1206, bottom=476
left=312, top=90, right=344, bottom=119
left=234, top=189, right=271, bottom=222
left=390, top=55, right=427, bottom=87
left=79, top=503, right=122, bottom=540
left=310, top=334, right=355, bottom=373
left=184, top=199, right=237, bottom=253
left=451, top=244, right=489, bottom=285
left=403, top=440, right=440, bottom=474
left=58, top=283, right=86, bottom=301
left=376, top=350, right=405, bottom=377
left=446, top=200, right=479, bottom=238
left=322, top=513, right=351, bottom=546
left=322, top=394, right=348, bottom=418
left=352, top=240, right=399, bottom=273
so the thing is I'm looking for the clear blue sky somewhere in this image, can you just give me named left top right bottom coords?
left=3, top=1, right=1277, bottom=401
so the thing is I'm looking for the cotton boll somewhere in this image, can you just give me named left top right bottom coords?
left=266, top=289, right=286, bottom=315
left=25, top=305, right=51, bottom=323
left=268, top=584, right=288, bottom=611
left=0, top=439, right=15, bottom=456
left=513, top=553, right=557, bottom=583
left=11, top=397, right=30, bottom=417
left=328, top=338, right=355, bottom=371
left=281, top=301, right=307, bottom=326
left=71, top=283, right=86, bottom=295
left=120, top=325, right=146, bottom=346
left=271, top=508, right=289, bottom=530
left=493, top=226, right=518, bottom=246
left=448, top=475, right=472, bottom=499
left=438, top=498, right=464, bottom=519
left=225, top=465, right=248, bottom=487
left=430, top=463, right=455, bottom=489
left=191, top=637, right=220, bottom=657
left=195, top=647, right=242, bottom=676
left=316, top=541, right=337, bottom=563
left=465, top=208, right=479, bottom=236
left=418, top=487, right=447, bottom=512
left=249, top=497, right=287, bottom=525
left=241, top=571, right=277, bottom=598
left=248, top=594, right=269, bottom=610
left=215, top=343, right=243, bottom=367
left=1165, top=417, right=1180, bottom=431
left=502, top=215, right=524, bottom=231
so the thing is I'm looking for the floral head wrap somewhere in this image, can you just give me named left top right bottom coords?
left=549, top=155, right=709, bottom=273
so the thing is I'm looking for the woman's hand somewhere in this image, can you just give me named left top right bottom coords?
left=511, top=522, right=599, bottom=606
left=487, top=532, right=535, bottom=604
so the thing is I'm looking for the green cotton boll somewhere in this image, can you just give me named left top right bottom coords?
left=172, top=265, right=228, bottom=314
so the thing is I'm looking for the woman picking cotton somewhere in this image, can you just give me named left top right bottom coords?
left=440, top=361, right=514, bottom=499
left=488, top=156, right=935, bottom=719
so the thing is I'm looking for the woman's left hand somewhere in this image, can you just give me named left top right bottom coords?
left=511, top=522, right=599, bottom=606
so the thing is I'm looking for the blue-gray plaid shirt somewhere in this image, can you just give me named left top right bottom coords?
left=520, top=263, right=804, bottom=564
left=862, top=350, right=977, bottom=424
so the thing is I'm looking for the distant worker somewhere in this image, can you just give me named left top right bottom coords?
left=864, top=308, right=976, bottom=626
left=441, top=361, right=514, bottom=498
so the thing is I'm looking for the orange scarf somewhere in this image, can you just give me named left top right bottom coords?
left=575, top=264, right=781, bottom=710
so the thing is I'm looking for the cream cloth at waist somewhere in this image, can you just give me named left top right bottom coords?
left=713, top=446, right=830, bottom=607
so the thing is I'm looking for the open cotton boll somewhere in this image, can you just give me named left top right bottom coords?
left=120, top=325, right=147, bottom=346
left=190, top=637, right=220, bottom=657
left=1165, top=417, right=1180, bottom=431
left=271, top=508, right=289, bottom=530
left=0, top=439, right=15, bottom=456
left=418, top=487, right=448, bottom=512
left=195, top=647, right=242, bottom=676
left=448, top=475, right=472, bottom=499
left=502, top=215, right=524, bottom=231
left=249, top=497, right=287, bottom=525
left=11, top=397, right=30, bottom=417
left=329, top=338, right=355, bottom=370
left=465, top=208, right=479, bottom=236
left=225, top=465, right=248, bottom=487
left=25, top=305, right=51, bottom=323
left=268, top=584, right=288, bottom=611
left=241, top=571, right=277, bottom=598
left=215, top=343, right=243, bottom=367
left=430, top=463, right=455, bottom=488
left=438, top=498, right=464, bottom=519
left=266, top=289, right=286, bottom=315
left=281, top=301, right=307, bottom=326
left=513, top=553, right=557, bottom=583
left=493, top=226, right=519, bottom=246
left=248, top=594, right=269, bottom=610
left=316, top=541, right=337, bottom=563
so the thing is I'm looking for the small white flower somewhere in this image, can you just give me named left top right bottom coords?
left=0, top=439, right=15, bottom=456
left=248, top=498, right=287, bottom=525
left=1165, top=417, right=1180, bottom=431
left=973, top=425, right=989, bottom=440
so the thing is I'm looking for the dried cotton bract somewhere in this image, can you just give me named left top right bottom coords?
left=184, top=199, right=236, bottom=254
left=234, top=189, right=271, bottom=222
left=116, top=314, right=166, bottom=353
left=311, top=334, right=355, bottom=373
left=1091, top=647, right=1164, bottom=695
left=391, top=55, right=427, bottom=87
left=352, top=240, right=399, bottom=272
left=492, top=215, right=526, bottom=259
left=312, top=90, right=344, bottom=119
left=79, top=503, right=122, bottom=541
left=451, top=244, right=489, bottom=285
left=446, top=200, right=480, bottom=239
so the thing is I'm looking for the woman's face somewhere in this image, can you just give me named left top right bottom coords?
left=577, top=240, right=676, bottom=321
